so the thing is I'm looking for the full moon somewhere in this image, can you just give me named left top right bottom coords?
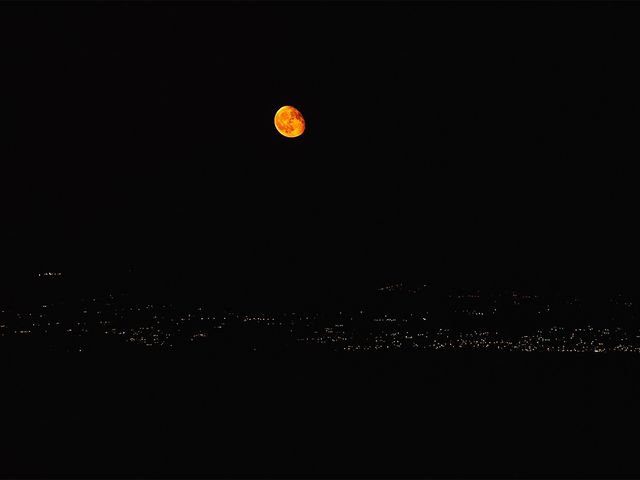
left=274, top=105, right=305, bottom=138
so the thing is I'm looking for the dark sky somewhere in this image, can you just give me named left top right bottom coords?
left=2, top=2, right=639, bottom=301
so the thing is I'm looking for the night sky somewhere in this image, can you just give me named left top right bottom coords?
left=4, top=5, right=640, bottom=478
left=3, top=2, right=639, bottom=302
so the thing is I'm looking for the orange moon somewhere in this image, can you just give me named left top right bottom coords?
left=274, top=105, right=305, bottom=138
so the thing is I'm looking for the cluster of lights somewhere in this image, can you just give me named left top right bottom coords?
left=323, top=326, right=640, bottom=353
left=1, top=293, right=639, bottom=354
left=378, top=283, right=404, bottom=292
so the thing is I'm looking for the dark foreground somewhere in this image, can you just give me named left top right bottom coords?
left=3, top=350, right=640, bottom=479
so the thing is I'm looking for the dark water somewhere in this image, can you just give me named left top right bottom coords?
left=3, top=350, right=639, bottom=478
